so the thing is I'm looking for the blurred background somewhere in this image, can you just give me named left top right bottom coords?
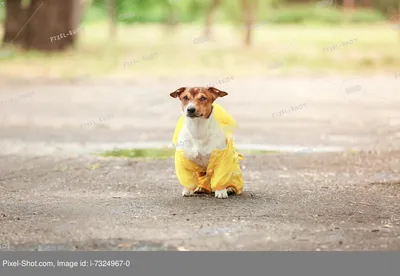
left=1, top=0, right=400, bottom=252
left=0, top=0, right=399, bottom=155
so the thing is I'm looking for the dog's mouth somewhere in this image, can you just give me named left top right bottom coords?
left=186, top=113, right=203, bottom=118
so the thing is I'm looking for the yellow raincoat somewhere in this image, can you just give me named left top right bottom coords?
left=172, top=103, right=244, bottom=194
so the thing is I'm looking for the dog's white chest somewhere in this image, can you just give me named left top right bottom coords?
left=177, top=115, right=226, bottom=169
left=183, top=140, right=214, bottom=168
left=192, top=151, right=212, bottom=169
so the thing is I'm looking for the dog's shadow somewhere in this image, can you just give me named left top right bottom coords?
left=176, top=191, right=265, bottom=204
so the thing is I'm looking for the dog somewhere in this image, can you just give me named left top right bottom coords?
left=170, top=86, right=244, bottom=199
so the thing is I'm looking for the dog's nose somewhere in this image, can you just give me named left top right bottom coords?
left=187, top=107, right=196, bottom=114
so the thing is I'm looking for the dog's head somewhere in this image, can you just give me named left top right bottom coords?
left=169, top=87, right=228, bottom=119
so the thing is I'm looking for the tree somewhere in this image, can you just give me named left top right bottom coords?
left=241, top=0, right=258, bottom=47
left=204, top=0, right=221, bottom=39
left=343, top=0, right=355, bottom=10
left=166, top=0, right=178, bottom=27
left=2, top=0, right=82, bottom=52
left=361, top=0, right=372, bottom=8
left=2, top=0, right=27, bottom=45
left=106, top=0, right=117, bottom=38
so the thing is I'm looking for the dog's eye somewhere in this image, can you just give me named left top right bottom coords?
left=183, top=96, right=188, bottom=100
left=200, top=96, right=206, bottom=101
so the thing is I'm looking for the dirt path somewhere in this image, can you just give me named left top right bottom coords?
left=0, top=151, right=399, bottom=251
left=0, top=74, right=399, bottom=154
left=0, top=75, right=399, bottom=250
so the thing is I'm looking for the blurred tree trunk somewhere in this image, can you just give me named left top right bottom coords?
left=27, top=0, right=77, bottom=51
left=2, top=0, right=81, bottom=51
left=398, top=0, right=400, bottom=14
left=107, top=0, right=117, bottom=38
left=241, top=0, right=258, bottom=47
left=166, top=3, right=178, bottom=27
left=204, top=0, right=221, bottom=39
left=2, top=0, right=26, bottom=45
left=72, top=0, right=87, bottom=32
left=343, top=0, right=355, bottom=10
left=361, top=0, right=372, bottom=8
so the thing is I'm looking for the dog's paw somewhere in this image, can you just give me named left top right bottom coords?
left=226, top=187, right=236, bottom=195
left=194, top=187, right=207, bottom=194
left=215, top=189, right=228, bottom=199
left=182, top=188, right=194, bottom=197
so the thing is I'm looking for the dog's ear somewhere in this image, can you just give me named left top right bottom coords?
left=170, top=87, right=186, bottom=98
left=208, top=87, right=228, bottom=98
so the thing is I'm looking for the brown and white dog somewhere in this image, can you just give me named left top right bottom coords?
left=170, top=86, right=236, bottom=198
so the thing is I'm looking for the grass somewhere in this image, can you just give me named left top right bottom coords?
left=0, top=22, right=399, bottom=79
left=100, top=148, right=277, bottom=159
left=101, top=148, right=176, bottom=159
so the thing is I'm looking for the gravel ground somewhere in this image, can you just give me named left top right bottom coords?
left=0, top=151, right=399, bottom=251
left=0, top=75, right=399, bottom=251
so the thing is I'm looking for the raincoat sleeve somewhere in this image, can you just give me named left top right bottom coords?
left=212, top=103, right=238, bottom=137
left=172, top=116, right=199, bottom=190
left=174, top=151, right=199, bottom=190
left=172, top=115, right=184, bottom=146
left=209, top=139, right=244, bottom=194
left=210, top=104, right=244, bottom=193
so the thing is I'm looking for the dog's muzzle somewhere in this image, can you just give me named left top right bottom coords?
left=185, top=106, right=201, bottom=118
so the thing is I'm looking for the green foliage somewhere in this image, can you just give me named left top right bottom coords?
left=101, top=148, right=175, bottom=159
left=307, top=6, right=343, bottom=24
left=271, top=5, right=316, bottom=24
left=372, top=0, right=400, bottom=15
left=83, top=3, right=106, bottom=22
left=348, top=8, right=387, bottom=23
left=0, top=7, right=5, bottom=22
left=116, top=0, right=168, bottom=23
left=219, top=0, right=243, bottom=25
left=81, top=1, right=387, bottom=25
left=264, top=5, right=386, bottom=25
left=174, top=0, right=210, bottom=23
